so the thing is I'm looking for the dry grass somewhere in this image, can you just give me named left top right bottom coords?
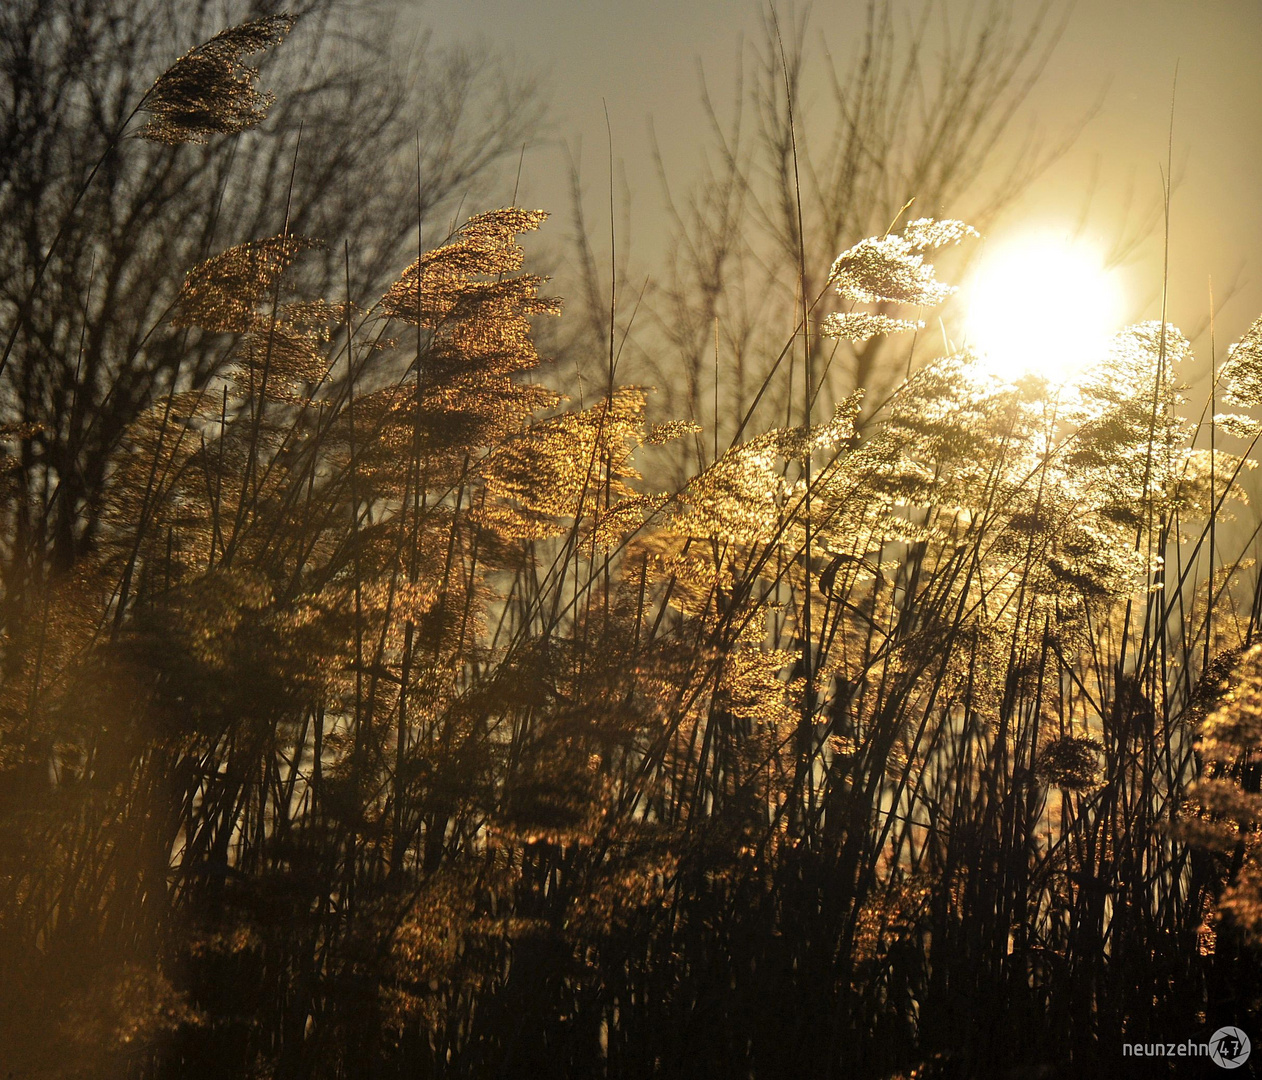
left=0, top=12, right=1259, bottom=1080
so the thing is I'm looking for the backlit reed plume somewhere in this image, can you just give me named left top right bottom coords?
left=3, top=22, right=1262, bottom=1073
left=138, top=14, right=296, bottom=144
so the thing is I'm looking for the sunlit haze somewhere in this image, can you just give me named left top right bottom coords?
left=965, top=234, right=1125, bottom=384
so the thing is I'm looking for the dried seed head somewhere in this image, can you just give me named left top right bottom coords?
left=829, top=233, right=954, bottom=306
left=901, top=217, right=979, bottom=252
left=381, top=208, right=551, bottom=325
left=1036, top=735, right=1103, bottom=791
left=819, top=312, right=924, bottom=342
left=173, top=234, right=319, bottom=332
left=139, top=14, right=296, bottom=144
left=1219, top=314, right=1262, bottom=409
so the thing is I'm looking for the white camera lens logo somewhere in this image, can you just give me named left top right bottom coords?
left=1210, top=1027, right=1251, bottom=1069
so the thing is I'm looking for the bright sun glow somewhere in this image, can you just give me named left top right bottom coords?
left=965, top=234, right=1124, bottom=384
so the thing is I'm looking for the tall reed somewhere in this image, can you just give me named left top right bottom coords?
left=0, top=16, right=1259, bottom=1080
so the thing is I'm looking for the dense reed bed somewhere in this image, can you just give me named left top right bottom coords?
left=0, top=12, right=1260, bottom=1080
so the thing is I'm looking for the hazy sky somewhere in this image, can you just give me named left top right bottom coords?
left=415, top=0, right=1262, bottom=355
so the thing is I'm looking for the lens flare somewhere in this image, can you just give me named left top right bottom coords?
left=965, top=233, right=1123, bottom=383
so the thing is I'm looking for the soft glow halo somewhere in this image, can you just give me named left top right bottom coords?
left=964, top=233, right=1123, bottom=383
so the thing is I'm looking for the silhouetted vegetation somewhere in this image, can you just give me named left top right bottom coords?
left=0, top=7, right=1260, bottom=1080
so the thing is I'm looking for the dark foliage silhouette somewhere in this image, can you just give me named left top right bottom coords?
left=0, top=8, right=1259, bottom=1080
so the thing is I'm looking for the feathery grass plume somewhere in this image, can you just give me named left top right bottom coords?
left=1066, top=321, right=1190, bottom=528
left=58, top=964, right=202, bottom=1070
left=850, top=879, right=933, bottom=968
left=125, top=569, right=333, bottom=737
left=828, top=233, right=955, bottom=305
left=671, top=431, right=790, bottom=543
left=1218, top=313, right=1262, bottom=411
left=478, top=388, right=651, bottom=539
left=587, top=492, right=671, bottom=550
left=901, top=217, right=981, bottom=252
left=172, top=235, right=321, bottom=333
left=647, top=419, right=702, bottom=444
left=621, top=527, right=732, bottom=622
left=138, top=14, right=297, bottom=144
left=819, top=311, right=924, bottom=342
left=1176, top=646, right=1262, bottom=942
left=1196, top=644, right=1262, bottom=767
left=1039, top=518, right=1146, bottom=605
left=377, top=208, right=561, bottom=469
left=857, top=355, right=1032, bottom=510
left=384, top=873, right=490, bottom=1036
left=714, top=647, right=799, bottom=731
left=808, top=361, right=1024, bottom=563
left=560, top=833, right=680, bottom=940
left=381, top=208, right=551, bottom=324
left=234, top=305, right=337, bottom=401
left=1172, top=448, right=1255, bottom=525
left=676, top=393, right=861, bottom=545
left=497, top=742, right=610, bottom=843
left=1036, top=735, right=1103, bottom=791
left=101, top=388, right=221, bottom=527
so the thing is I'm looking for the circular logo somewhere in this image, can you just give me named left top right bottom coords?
left=1210, top=1027, right=1251, bottom=1069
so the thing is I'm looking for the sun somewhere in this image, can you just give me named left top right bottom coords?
left=964, top=232, right=1124, bottom=384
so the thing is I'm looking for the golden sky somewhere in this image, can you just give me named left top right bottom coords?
left=417, top=0, right=1262, bottom=362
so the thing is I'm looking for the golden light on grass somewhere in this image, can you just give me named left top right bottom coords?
left=965, top=232, right=1124, bottom=383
